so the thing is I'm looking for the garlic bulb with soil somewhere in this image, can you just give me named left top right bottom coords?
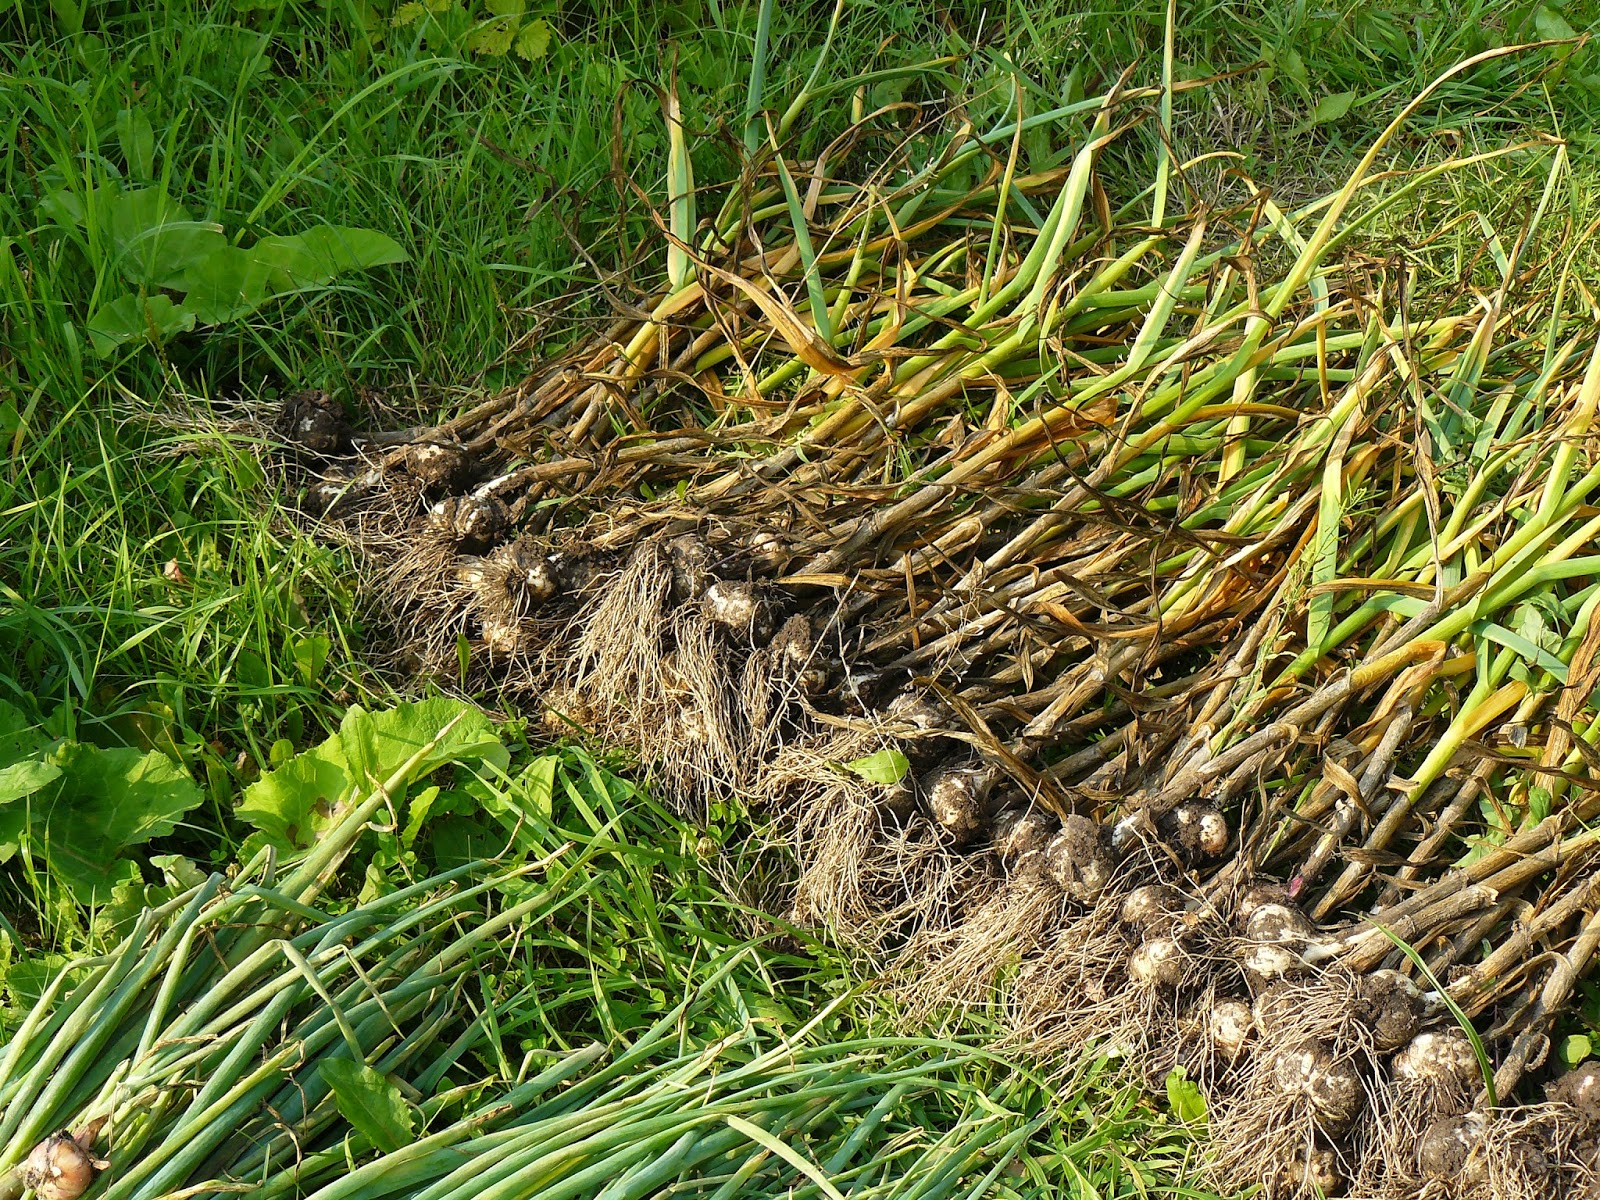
left=1208, top=999, right=1255, bottom=1061
left=1236, top=883, right=1292, bottom=922
left=1243, top=903, right=1314, bottom=946
left=1157, top=802, right=1229, bottom=862
left=1240, top=900, right=1315, bottom=987
left=1128, top=936, right=1185, bottom=988
left=921, top=761, right=1001, bottom=844
left=1356, top=969, right=1425, bottom=1052
left=667, top=534, right=715, bottom=600
left=1044, top=815, right=1116, bottom=904
left=402, top=441, right=472, bottom=492
left=1417, top=1111, right=1488, bottom=1181
left=990, top=806, right=1058, bottom=861
left=1392, top=1030, right=1480, bottom=1091
left=1119, top=884, right=1187, bottom=932
left=275, top=388, right=351, bottom=457
left=1547, top=1060, right=1600, bottom=1124
left=432, top=493, right=510, bottom=552
left=1252, top=983, right=1299, bottom=1039
left=1272, top=1040, right=1365, bottom=1132
left=701, top=580, right=770, bottom=638
left=1274, top=1146, right=1343, bottom=1198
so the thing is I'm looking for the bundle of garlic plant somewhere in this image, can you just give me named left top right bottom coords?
left=0, top=750, right=1040, bottom=1200
left=272, top=35, right=1600, bottom=1197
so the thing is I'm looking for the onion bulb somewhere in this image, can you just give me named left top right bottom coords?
left=21, top=1121, right=109, bottom=1200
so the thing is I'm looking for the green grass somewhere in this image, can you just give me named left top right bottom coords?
left=4, top=1, right=1600, bottom=1191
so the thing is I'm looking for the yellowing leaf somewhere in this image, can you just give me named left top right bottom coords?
left=514, top=17, right=550, bottom=61
left=465, top=18, right=515, bottom=56
left=391, top=1, right=425, bottom=25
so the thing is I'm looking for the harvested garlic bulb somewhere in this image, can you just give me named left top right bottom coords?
left=21, top=1119, right=109, bottom=1200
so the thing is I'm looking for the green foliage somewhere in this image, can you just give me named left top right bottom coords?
left=0, top=4, right=1597, bottom=1188
left=320, top=1059, right=417, bottom=1153
left=0, top=700, right=204, bottom=904
left=391, top=0, right=554, bottom=61
left=1164, top=1066, right=1207, bottom=1128
left=33, top=178, right=408, bottom=354
left=237, top=697, right=507, bottom=855
left=842, top=748, right=911, bottom=785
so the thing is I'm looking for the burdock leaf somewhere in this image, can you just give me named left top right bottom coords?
left=87, top=293, right=197, bottom=355
left=338, top=699, right=508, bottom=797
left=843, top=749, right=910, bottom=785
left=250, top=226, right=409, bottom=291
left=321, top=1059, right=415, bottom=1153
left=0, top=758, right=61, bottom=808
left=14, top=744, right=206, bottom=902
left=237, top=734, right=353, bottom=853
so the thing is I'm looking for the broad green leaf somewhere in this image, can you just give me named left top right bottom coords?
left=39, top=188, right=85, bottom=227
left=104, top=186, right=188, bottom=249
left=1561, top=1032, right=1592, bottom=1067
left=1308, top=91, right=1357, bottom=126
left=0, top=743, right=206, bottom=902
left=471, top=755, right=555, bottom=852
left=293, top=633, right=331, bottom=685
left=429, top=815, right=500, bottom=868
left=0, top=703, right=57, bottom=833
left=464, top=17, right=515, bottom=55
left=518, top=753, right=558, bottom=823
left=338, top=699, right=508, bottom=797
left=123, top=225, right=229, bottom=291
left=0, top=759, right=62, bottom=808
left=1535, top=5, right=1576, bottom=41
left=513, top=17, right=550, bottom=60
left=90, top=860, right=170, bottom=943
left=1278, top=47, right=1308, bottom=85
left=149, top=853, right=208, bottom=889
left=1165, top=1067, right=1207, bottom=1126
left=181, top=245, right=277, bottom=324
left=115, top=106, right=155, bottom=179
left=249, top=226, right=409, bottom=292
left=87, top=293, right=196, bottom=355
left=843, top=749, right=910, bottom=785
left=486, top=0, right=523, bottom=14
left=237, top=734, right=353, bottom=852
left=399, top=785, right=440, bottom=849
left=321, top=1059, right=415, bottom=1153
